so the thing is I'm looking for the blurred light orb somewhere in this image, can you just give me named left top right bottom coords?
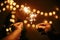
left=13, top=7, right=16, bottom=11
left=27, top=24, right=30, bottom=27
left=44, top=20, right=48, bottom=23
left=49, top=21, right=52, bottom=24
left=11, top=15, right=15, bottom=18
left=40, top=12, right=44, bottom=15
left=10, top=19, right=15, bottom=23
left=21, top=5, right=24, bottom=8
left=53, top=11, right=56, bottom=15
left=1, top=3, right=4, bottom=6
left=55, top=15, right=58, bottom=19
left=6, top=28, right=9, bottom=32
left=49, top=12, right=52, bottom=16
left=6, top=5, right=9, bottom=9
left=3, top=8, right=6, bottom=11
left=16, top=5, right=19, bottom=8
left=10, top=5, right=13, bottom=10
left=56, top=7, right=59, bottom=11
left=33, top=9, right=36, bottom=12
left=44, top=12, right=48, bottom=16
left=24, top=20, right=28, bottom=24
left=37, top=10, right=40, bottom=14
left=13, top=2, right=16, bottom=6
left=32, top=24, right=35, bottom=28
left=4, top=1, right=7, bottom=4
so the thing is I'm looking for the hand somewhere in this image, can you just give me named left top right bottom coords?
left=36, top=23, right=51, bottom=32
left=14, top=22, right=23, bottom=31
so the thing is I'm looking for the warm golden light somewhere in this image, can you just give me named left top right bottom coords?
left=24, top=20, right=28, bottom=24
left=13, top=2, right=16, bottom=6
left=11, top=11, right=16, bottom=14
left=23, top=7, right=30, bottom=13
left=44, top=12, right=48, bottom=16
left=55, top=15, right=58, bottom=19
left=1, top=3, right=4, bottom=6
left=27, top=24, right=30, bottom=27
left=33, top=9, right=36, bottom=12
left=16, top=5, right=19, bottom=8
left=10, top=5, right=13, bottom=10
left=10, top=19, right=15, bottom=23
left=4, top=1, right=7, bottom=4
left=37, top=10, right=40, bottom=14
left=7, top=0, right=14, bottom=5
left=9, top=27, right=12, bottom=31
left=21, top=5, right=24, bottom=8
left=53, top=11, right=56, bottom=15
left=3, top=8, right=6, bottom=11
left=6, top=28, right=9, bottom=32
left=6, top=5, right=9, bottom=9
left=49, top=12, right=52, bottom=16
left=11, top=15, right=15, bottom=18
left=56, top=7, right=59, bottom=11
left=49, top=21, right=52, bottom=24
left=44, top=20, right=48, bottom=23
left=40, top=12, right=44, bottom=15
left=13, top=7, right=16, bottom=11
left=32, top=24, right=35, bottom=28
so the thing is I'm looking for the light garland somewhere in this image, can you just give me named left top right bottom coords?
left=0, top=0, right=60, bottom=32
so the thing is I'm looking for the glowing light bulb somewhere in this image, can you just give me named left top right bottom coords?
left=44, top=20, right=48, bottom=23
left=10, top=5, right=13, bottom=10
left=1, top=3, right=4, bottom=6
left=24, top=20, right=28, bottom=24
left=4, top=1, right=7, bottom=4
left=16, top=5, right=19, bottom=8
left=56, top=7, right=59, bottom=11
left=44, top=12, right=48, bottom=16
left=49, top=21, right=52, bottom=24
left=6, top=28, right=9, bottom=32
left=6, top=5, right=9, bottom=9
left=13, top=7, right=16, bottom=11
left=40, top=12, right=44, bottom=15
left=3, top=8, right=6, bottom=11
left=13, top=2, right=16, bottom=6
left=33, top=9, right=36, bottom=12
left=49, top=12, right=52, bottom=16
left=53, top=11, right=56, bottom=15
left=37, top=10, right=40, bottom=14
left=32, top=24, right=35, bottom=28
left=55, top=15, right=58, bottom=19
left=21, top=5, right=24, bottom=8
left=10, top=19, right=15, bottom=23
left=27, top=24, right=30, bottom=27
left=11, top=15, right=15, bottom=18
left=9, top=27, right=12, bottom=31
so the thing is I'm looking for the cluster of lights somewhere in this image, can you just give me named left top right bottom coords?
left=0, top=0, right=60, bottom=32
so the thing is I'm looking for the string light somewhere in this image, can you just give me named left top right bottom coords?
left=2, top=8, right=6, bottom=11
left=33, top=9, right=36, bottom=12
left=49, top=12, right=52, bottom=16
left=21, top=5, right=24, bottom=8
left=13, top=7, right=16, bottom=11
left=13, top=2, right=16, bottom=6
left=4, top=1, right=7, bottom=4
left=40, top=12, right=44, bottom=15
left=1, top=3, right=4, bottom=6
left=44, top=20, right=48, bottom=23
left=37, top=10, right=40, bottom=14
left=10, top=5, right=13, bottom=10
left=16, top=5, right=19, bottom=8
left=53, top=11, right=56, bottom=15
left=24, top=20, right=28, bottom=24
left=44, top=12, right=48, bottom=16
left=10, top=19, right=15, bottom=23
left=11, top=15, right=15, bottom=18
left=56, top=7, right=59, bottom=11
left=32, top=24, right=35, bottom=28
left=55, top=15, right=58, bottom=19
left=49, top=21, right=52, bottom=24
left=6, top=5, right=9, bottom=9
left=6, top=28, right=9, bottom=32
left=27, top=24, right=30, bottom=27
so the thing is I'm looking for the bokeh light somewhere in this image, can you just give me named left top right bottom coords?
left=24, top=20, right=28, bottom=24
left=40, top=12, right=44, bottom=15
